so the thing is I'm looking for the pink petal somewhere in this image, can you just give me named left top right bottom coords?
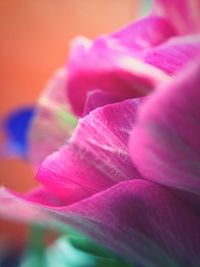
left=129, top=59, right=200, bottom=195
left=36, top=99, right=141, bottom=204
left=0, top=187, right=50, bottom=224
left=144, top=35, right=200, bottom=75
left=0, top=180, right=200, bottom=266
left=28, top=69, right=77, bottom=168
left=83, top=89, right=121, bottom=115
left=67, top=36, right=170, bottom=116
left=154, top=0, right=200, bottom=34
left=112, top=15, right=176, bottom=53
left=24, top=186, right=64, bottom=206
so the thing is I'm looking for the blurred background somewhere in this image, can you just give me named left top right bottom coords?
left=0, top=0, right=140, bottom=258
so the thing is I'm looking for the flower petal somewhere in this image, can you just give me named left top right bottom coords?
left=129, top=59, right=200, bottom=195
left=28, top=69, right=77, bottom=168
left=154, top=0, right=200, bottom=34
left=0, top=180, right=200, bottom=266
left=36, top=99, right=141, bottom=204
left=1, top=106, right=34, bottom=158
left=67, top=36, right=170, bottom=116
left=112, top=15, right=176, bottom=53
left=24, top=186, right=64, bottom=206
left=144, top=35, right=200, bottom=75
left=83, top=89, right=121, bottom=115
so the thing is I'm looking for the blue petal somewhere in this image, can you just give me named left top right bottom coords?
left=1, top=106, right=35, bottom=158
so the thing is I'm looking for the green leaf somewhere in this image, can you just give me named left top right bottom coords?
left=20, top=224, right=133, bottom=267
left=46, top=234, right=133, bottom=267
left=20, top=225, right=47, bottom=267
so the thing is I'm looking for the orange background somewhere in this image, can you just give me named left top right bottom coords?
left=0, top=0, right=138, bottom=247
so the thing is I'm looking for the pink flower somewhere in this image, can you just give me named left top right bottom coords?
left=1, top=1, right=200, bottom=266
left=66, top=0, right=200, bottom=117
left=28, top=0, right=200, bottom=167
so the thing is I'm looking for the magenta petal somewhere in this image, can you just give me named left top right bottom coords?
left=112, top=15, right=176, bottom=53
left=129, top=59, right=200, bottom=195
left=24, top=186, right=64, bottom=206
left=0, top=188, right=50, bottom=224
left=36, top=99, right=141, bottom=203
left=154, top=0, right=200, bottom=34
left=144, top=35, right=200, bottom=75
left=83, top=89, right=121, bottom=115
left=67, top=36, right=170, bottom=116
left=0, top=180, right=200, bottom=266
left=28, top=69, right=76, bottom=168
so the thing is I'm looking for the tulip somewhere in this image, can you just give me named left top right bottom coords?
left=1, top=1, right=200, bottom=266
